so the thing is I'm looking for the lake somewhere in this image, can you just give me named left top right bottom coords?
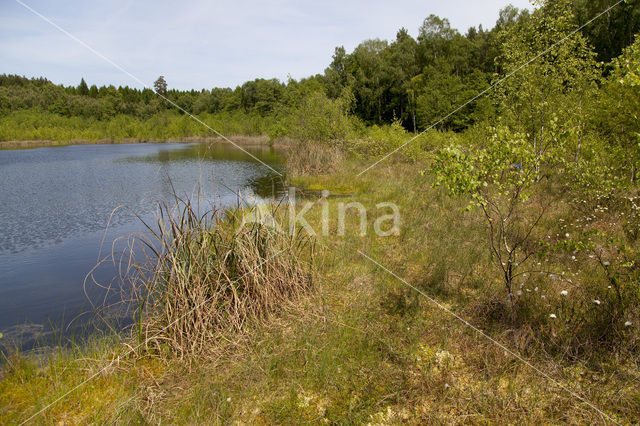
left=0, top=142, right=284, bottom=347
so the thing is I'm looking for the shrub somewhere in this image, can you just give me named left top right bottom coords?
left=289, top=91, right=353, bottom=147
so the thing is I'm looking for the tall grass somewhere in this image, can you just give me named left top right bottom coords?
left=285, top=142, right=345, bottom=176
left=0, top=109, right=277, bottom=142
left=128, top=199, right=315, bottom=359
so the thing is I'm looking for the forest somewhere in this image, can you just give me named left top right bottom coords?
left=1, top=0, right=638, bottom=142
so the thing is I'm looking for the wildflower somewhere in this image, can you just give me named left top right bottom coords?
left=594, top=299, right=601, bottom=305
left=560, top=290, right=568, bottom=296
left=227, top=397, right=232, bottom=402
left=603, top=261, right=610, bottom=267
left=541, top=295, right=546, bottom=300
left=534, top=287, right=538, bottom=292
left=549, top=314, right=557, bottom=319
left=516, top=290, right=522, bottom=296
left=625, top=321, right=632, bottom=327
left=571, top=256, right=576, bottom=261
left=565, top=233, right=570, bottom=238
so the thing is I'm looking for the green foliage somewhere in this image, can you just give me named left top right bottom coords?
left=432, top=127, right=543, bottom=295
left=430, top=0, right=640, bottom=326
left=495, top=0, right=599, bottom=173
left=355, top=120, right=414, bottom=158
left=572, top=0, right=640, bottom=63
left=3, top=1, right=640, bottom=140
left=288, top=91, right=354, bottom=146
left=0, top=109, right=275, bottom=142
left=596, top=34, right=640, bottom=181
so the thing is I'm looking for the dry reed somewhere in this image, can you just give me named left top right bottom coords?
left=127, top=198, right=314, bottom=359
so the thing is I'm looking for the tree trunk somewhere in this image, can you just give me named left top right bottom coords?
left=411, top=92, right=417, bottom=133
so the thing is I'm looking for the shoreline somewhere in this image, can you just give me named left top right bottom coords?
left=0, top=135, right=294, bottom=150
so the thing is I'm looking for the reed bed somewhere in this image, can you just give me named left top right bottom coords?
left=128, top=199, right=314, bottom=359
left=285, top=142, right=344, bottom=176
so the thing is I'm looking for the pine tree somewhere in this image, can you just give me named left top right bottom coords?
left=77, top=78, right=89, bottom=96
left=153, top=76, right=167, bottom=96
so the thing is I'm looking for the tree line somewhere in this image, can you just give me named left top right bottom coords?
left=1, top=0, right=638, bottom=134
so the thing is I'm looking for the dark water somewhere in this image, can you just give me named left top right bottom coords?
left=0, top=142, right=284, bottom=347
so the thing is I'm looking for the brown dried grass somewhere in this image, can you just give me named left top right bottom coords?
left=128, top=199, right=314, bottom=359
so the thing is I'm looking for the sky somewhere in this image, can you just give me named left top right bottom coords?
left=0, top=0, right=533, bottom=90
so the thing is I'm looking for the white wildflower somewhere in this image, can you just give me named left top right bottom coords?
left=560, top=290, right=568, bottom=296
left=227, top=397, right=232, bottom=402
left=594, top=299, right=601, bottom=305
left=549, top=314, right=557, bottom=319
left=625, top=321, right=632, bottom=327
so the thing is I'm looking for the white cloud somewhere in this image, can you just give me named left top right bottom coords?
left=0, top=0, right=533, bottom=89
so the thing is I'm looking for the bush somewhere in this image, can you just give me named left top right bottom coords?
left=289, top=91, right=354, bottom=146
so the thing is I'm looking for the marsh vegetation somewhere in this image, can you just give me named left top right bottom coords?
left=2, top=0, right=640, bottom=423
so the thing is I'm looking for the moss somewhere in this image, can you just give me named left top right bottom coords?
left=288, top=175, right=358, bottom=194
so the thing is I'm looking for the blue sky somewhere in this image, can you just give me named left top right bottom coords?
left=1, top=0, right=533, bottom=90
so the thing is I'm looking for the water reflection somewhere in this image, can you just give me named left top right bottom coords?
left=0, top=142, right=285, bottom=348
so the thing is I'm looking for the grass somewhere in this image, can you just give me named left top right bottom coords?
left=129, top=199, right=315, bottom=359
left=0, top=109, right=279, bottom=147
left=0, top=134, right=274, bottom=150
left=1, top=144, right=639, bottom=424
